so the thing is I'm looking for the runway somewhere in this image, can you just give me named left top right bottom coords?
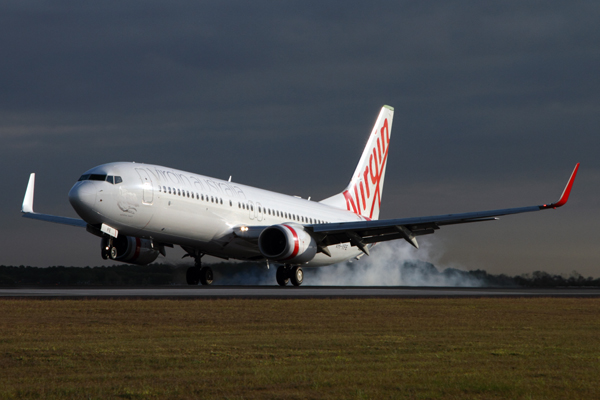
left=1, top=286, right=600, bottom=298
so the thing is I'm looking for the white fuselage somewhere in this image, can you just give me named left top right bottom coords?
left=69, top=162, right=366, bottom=266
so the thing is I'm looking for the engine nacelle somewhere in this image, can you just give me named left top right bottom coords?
left=102, top=235, right=160, bottom=265
left=258, top=224, right=317, bottom=264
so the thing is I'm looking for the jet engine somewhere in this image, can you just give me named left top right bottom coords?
left=258, top=224, right=317, bottom=264
left=101, top=235, right=160, bottom=265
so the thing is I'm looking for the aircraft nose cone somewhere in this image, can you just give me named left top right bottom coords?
left=69, top=182, right=98, bottom=221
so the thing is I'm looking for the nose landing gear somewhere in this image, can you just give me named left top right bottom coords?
left=101, top=235, right=118, bottom=260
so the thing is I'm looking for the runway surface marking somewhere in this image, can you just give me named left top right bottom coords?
left=1, top=287, right=600, bottom=298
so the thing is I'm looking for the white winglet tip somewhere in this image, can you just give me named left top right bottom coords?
left=22, top=173, right=35, bottom=213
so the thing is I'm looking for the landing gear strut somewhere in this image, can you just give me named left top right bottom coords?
left=276, top=265, right=303, bottom=287
left=184, top=249, right=213, bottom=286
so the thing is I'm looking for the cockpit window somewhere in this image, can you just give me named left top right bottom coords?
left=78, top=174, right=123, bottom=184
left=79, top=174, right=107, bottom=181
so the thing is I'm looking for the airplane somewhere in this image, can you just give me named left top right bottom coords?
left=20, top=105, right=580, bottom=286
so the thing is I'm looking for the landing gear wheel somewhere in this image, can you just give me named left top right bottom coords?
left=276, top=266, right=290, bottom=286
left=109, top=247, right=118, bottom=260
left=199, top=267, right=214, bottom=286
left=290, top=266, right=303, bottom=286
left=186, top=267, right=200, bottom=285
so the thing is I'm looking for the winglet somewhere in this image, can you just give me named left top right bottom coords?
left=540, top=163, right=579, bottom=209
left=22, top=173, right=35, bottom=213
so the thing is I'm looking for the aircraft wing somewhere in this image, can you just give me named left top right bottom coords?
left=307, top=163, right=580, bottom=253
left=21, top=173, right=87, bottom=228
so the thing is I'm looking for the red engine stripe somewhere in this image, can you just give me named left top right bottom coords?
left=282, top=225, right=299, bottom=260
left=133, top=237, right=141, bottom=261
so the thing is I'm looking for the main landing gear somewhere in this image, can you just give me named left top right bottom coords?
left=184, top=251, right=213, bottom=286
left=276, top=265, right=303, bottom=287
left=186, top=265, right=213, bottom=286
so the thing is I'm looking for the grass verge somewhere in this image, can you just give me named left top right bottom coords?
left=1, top=298, right=599, bottom=399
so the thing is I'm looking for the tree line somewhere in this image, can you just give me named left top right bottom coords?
left=0, top=262, right=598, bottom=287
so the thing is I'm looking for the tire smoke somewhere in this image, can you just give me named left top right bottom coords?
left=208, top=238, right=487, bottom=287
left=305, top=239, right=484, bottom=287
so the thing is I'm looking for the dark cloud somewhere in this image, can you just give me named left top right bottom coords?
left=1, top=1, right=598, bottom=275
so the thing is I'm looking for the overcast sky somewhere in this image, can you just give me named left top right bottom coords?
left=1, top=1, right=598, bottom=276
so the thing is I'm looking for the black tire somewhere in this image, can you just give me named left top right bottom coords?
left=290, top=266, right=303, bottom=286
left=186, top=267, right=200, bottom=285
left=109, top=247, right=118, bottom=260
left=200, top=267, right=214, bottom=286
left=276, top=266, right=289, bottom=286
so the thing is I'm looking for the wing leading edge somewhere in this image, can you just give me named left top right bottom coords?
left=21, top=173, right=87, bottom=228
left=307, top=163, right=580, bottom=252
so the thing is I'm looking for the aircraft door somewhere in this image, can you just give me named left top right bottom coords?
left=135, top=168, right=154, bottom=205
left=256, top=202, right=263, bottom=221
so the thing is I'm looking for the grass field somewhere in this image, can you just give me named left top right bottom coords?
left=0, top=298, right=599, bottom=399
